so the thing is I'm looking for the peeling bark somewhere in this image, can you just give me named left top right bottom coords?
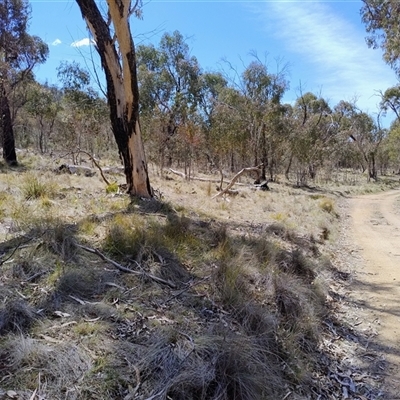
left=75, top=0, right=152, bottom=197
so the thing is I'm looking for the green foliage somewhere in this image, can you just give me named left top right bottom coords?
left=106, top=182, right=119, bottom=194
left=361, top=1, right=400, bottom=74
left=387, top=121, right=400, bottom=167
left=0, top=0, right=49, bottom=164
left=103, top=214, right=147, bottom=257
left=21, top=175, right=55, bottom=200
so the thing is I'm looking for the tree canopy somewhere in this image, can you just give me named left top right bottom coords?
left=0, top=0, right=48, bottom=164
left=361, top=1, right=400, bottom=74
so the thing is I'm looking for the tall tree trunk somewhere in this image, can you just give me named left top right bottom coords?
left=75, top=0, right=152, bottom=197
left=0, top=84, right=17, bottom=165
left=369, top=151, right=377, bottom=181
left=285, top=153, right=293, bottom=180
left=260, top=124, right=267, bottom=181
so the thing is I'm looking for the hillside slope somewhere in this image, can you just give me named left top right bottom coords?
left=0, top=155, right=397, bottom=399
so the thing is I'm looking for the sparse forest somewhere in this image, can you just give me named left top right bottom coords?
left=0, top=0, right=400, bottom=399
left=3, top=16, right=400, bottom=184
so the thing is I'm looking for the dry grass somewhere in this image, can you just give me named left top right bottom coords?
left=0, top=154, right=397, bottom=399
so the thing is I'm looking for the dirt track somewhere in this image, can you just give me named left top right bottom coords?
left=349, top=189, right=400, bottom=397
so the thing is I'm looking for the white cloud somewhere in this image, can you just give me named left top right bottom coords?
left=259, top=0, right=398, bottom=115
left=71, top=38, right=95, bottom=48
left=52, top=39, right=62, bottom=46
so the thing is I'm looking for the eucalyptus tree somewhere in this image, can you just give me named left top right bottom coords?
left=243, top=61, right=287, bottom=179
left=361, top=1, right=400, bottom=75
left=379, top=85, right=400, bottom=122
left=25, top=82, right=61, bottom=154
left=284, top=92, right=335, bottom=183
left=220, top=59, right=289, bottom=180
left=0, top=0, right=48, bottom=165
left=387, top=121, right=400, bottom=173
left=75, top=0, right=152, bottom=197
left=361, top=1, right=400, bottom=173
left=197, top=71, right=228, bottom=170
left=56, top=61, right=110, bottom=162
left=208, top=86, right=249, bottom=172
left=335, top=101, right=385, bottom=180
left=137, top=31, right=202, bottom=172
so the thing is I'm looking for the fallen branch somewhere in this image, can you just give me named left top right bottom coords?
left=212, top=164, right=263, bottom=199
left=77, top=244, right=177, bottom=288
left=57, top=151, right=124, bottom=186
left=76, top=150, right=111, bottom=186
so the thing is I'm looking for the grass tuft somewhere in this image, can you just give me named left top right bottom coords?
left=134, top=331, right=284, bottom=399
left=0, top=300, right=37, bottom=334
left=106, top=181, right=119, bottom=194
left=21, top=175, right=56, bottom=200
left=319, top=197, right=335, bottom=214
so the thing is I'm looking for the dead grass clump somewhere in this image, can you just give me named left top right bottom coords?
left=0, top=336, right=92, bottom=395
left=128, top=197, right=177, bottom=215
left=276, top=271, right=325, bottom=320
left=273, top=273, right=325, bottom=383
left=45, top=223, right=78, bottom=261
left=27, top=218, right=78, bottom=262
left=248, top=235, right=280, bottom=267
left=56, top=269, right=105, bottom=300
left=0, top=300, right=37, bottom=334
left=277, top=249, right=316, bottom=283
left=274, top=272, right=323, bottom=349
left=235, top=302, right=277, bottom=339
left=134, top=331, right=284, bottom=399
left=104, top=212, right=207, bottom=270
left=12, top=260, right=46, bottom=283
left=318, top=197, right=336, bottom=215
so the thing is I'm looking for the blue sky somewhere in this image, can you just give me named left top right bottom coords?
left=29, top=0, right=399, bottom=125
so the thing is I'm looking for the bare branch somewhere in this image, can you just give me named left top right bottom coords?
left=212, top=165, right=263, bottom=199
left=77, top=244, right=177, bottom=288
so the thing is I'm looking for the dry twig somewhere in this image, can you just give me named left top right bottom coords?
left=77, top=244, right=177, bottom=288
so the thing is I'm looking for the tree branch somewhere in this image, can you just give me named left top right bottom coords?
left=77, top=244, right=177, bottom=288
left=212, top=165, right=263, bottom=199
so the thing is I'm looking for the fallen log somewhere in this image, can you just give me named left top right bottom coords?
left=212, top=165, right=263, bottom=199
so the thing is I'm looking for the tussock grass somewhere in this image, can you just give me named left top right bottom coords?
left=277, top=249, right=316, bottom=283
left=214, top=260, right=249, bottom=306
left=103, top=213, right=159, bottom=258
left=318, top=196, right=336, bottom=214
left=56, top=268, right=104, bottom=299
left=21, top=174, right=57, bottom=200
left=131, top=330, right=284, bottom=400
left=0, top=336, right=93, bottom=395
left=0, top=300, right=38, bottom=334
left=105, top=181, right=119, bottom=194
left=0, top=154, right=392, bottom=399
